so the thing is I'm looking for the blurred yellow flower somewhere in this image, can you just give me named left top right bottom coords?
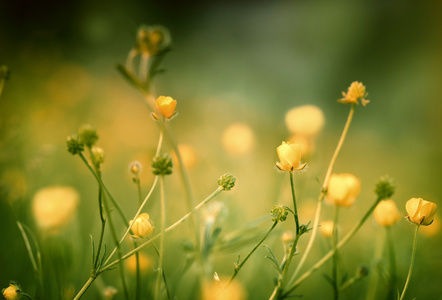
left=130, top=213, right=154, bottom=238
left=421, top=215, right=440, bottom=236
left=276, top=141, right=306, bottom=171
left=282, top=230, right=294, bottom=244
left=406, top=198, right=437, bottom=226
left=285, top=105, right=325, bottom=137
left=288, top=134, right=314, bottom=157
left=373, top=200, right=401, bottom=227
left=32, top=186, right=79, bottom=233
left=339, top=81, right=370, bottom=106
left=154, top=96, right=177, bottom=119
left=103, top=286, right=118, bottom=300
left=2, top=283, right=21, bottom=300
left=173, top=144, right=198, bottom=169
left=125, top=252, right=153, bottom=275
left=202, top=279, right=247, bottom=300
left=222, top=123, right=255, bottom=155
left=326, top=173, right=361, bottom=207
left=319, top=220, right=334, bottom=237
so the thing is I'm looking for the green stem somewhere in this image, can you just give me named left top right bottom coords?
left=365, top=228, right=385, bottom=300
left=386, top=226, right=397, bottom=300
left=286, top=104, right=356, bottom=289
left=99, top=187, right=223, bottom=274
left=289, top=172, right=299, bottom=235
left=332, top=206, right=340, bottom=300
left=229, top=221, right=278, bottom=284
left=282, top=196, right=381, bottom=298
left=73, top=276, right=96, bottom=300
left=155, top=176, right=166, bottom=299
left=399, top=225, right=420, bottom=300
left=94, top=187, right=106, bottom=270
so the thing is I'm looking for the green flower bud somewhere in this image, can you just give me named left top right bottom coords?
left=0, top=65, right=10, bottom=80
left=271, top=204, right=288, bottom=222
left=91, top=146, right=105, bottom=167
left=375, top=176, right=395, bottom=200
left=151, top=154, right=173, bottom=175
left=78, top=124, right=99, bottom=149
left=67, top=134, right=84, bottom=155
left=136, top=25, right=171, bottom=56
left=356, top=265, right=369, bottom=278
left=218, top=173, right=236, bottom=191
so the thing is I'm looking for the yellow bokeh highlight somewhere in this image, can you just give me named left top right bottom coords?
left=222, top=123, right=255, bottom=155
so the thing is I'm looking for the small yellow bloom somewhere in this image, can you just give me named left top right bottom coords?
left=153, top=96, right=177, bottom=119
left=222, top=123, right=255, bottom=155
left=202, top=278, right=246, bottom=300
left=326, top=173, right=361, bottom=207
left=285, top=105, right=325, bottom=137
left=130, top=213, right=154, bottom=238
left=406, top=197, right=437, bottom=226
left=339, top=81, right=370, bottom=106
left=319, top=220, right=334, bottom=237
left=276, top=141, right=307, bottom=171
left=32, top=186, right=79, bottom=233
left=2, top=283, right=22, bottom=300
left=125, top=252, right=153, bottom=275
left=373, top=200, right=401, bottom=227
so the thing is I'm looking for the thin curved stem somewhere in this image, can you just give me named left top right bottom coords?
left=287, top=104, right=356, bottom=288
left=386, top=226, right=397, bottom=299
left=332, top=206, right=340, bottom=300
left=289, top=172, right=299, bottom=235
left=155, top=176, right=166, bottom=299
left=399, top=225, right=420, bottom=300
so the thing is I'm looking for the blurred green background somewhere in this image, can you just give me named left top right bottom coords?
left=1, top=0, right=442, bottom=299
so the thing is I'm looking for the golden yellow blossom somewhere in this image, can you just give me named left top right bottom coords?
left=320, top=220, right=334, bottom=237
left=373, top=200, right=401, bottom=227
left=222, top=123, right=255, bottom=155
left=130, top=213, right=154, bottom=238
left=202, top=279, right=247, bottom=300
left=276, top=141, right=307, bottom=171
left=326, top=173, right=361, bottom=207
left=153, top=96, right=177, bottom=119
left=406, top=198, right=437, bottom=226
left=285, top=105, right=325, bottom=137
left=125, top=252, right=153, bottom=275
left=2, top=283, right=22, bottom=300
left=339, top=81, right=370, bottom=106
left=32, top=186, right=79, bottom=233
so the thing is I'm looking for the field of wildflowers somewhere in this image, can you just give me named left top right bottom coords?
left=1, top=1, right=442, bottom=299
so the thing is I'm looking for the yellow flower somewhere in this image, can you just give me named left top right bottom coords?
left=421, top=215, right=440, bottom=236
left=373, top=200, right=401, bottom=227
left=285, top=105, right=325, bottom=137
left=202, top=279, right=246, bottom=300
left=32, top=186, right=79, bottom=233
left=276, top=141, right=307, bottom=171
left=319, top=220, right=334, bottom=237
left=326, top=173, right=361, bottom=207
left=2, top=283, right=22, bottom=300
left=406, top=198, right=437, bottom=226
left=125, top=252, right=153, bottom=274
left=222, top=123, right=255, bottom=155
left=130, top=213, right=154, bottom=238
left=339, top=81, right=370, bottom=106
left=172, top=144, right=198, bottom=169
left=153, top=96, right=177, bottom=119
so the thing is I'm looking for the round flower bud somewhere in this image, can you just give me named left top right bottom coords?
left=78, top=124, right=99, bottom=148
left=276, top=141, right=307, bottom=172
left=130, top=213, right=154, bottom=238
left=373, top=200, right=401, bottom=227
left=66, top=134, right=84, bottom=155
left=375, top=176, right=396, bottom=200
left=282, top=230, right=294, bottom=244
left=32, top=186, right=79, bottom=233
left=153, top=96, right=177, bottom=119
left=356, top=265, right=369, bottom=278
left=129, top=161, right=142, bottom=175
left=406, top=198, right=437, bottom=226
left=151, top=154, right=173, bottom=176
left=218, top=173, right=236, bottom=191
left=271, top=204, right=288, bottom=222
left=91, top=146, right=105, bottom=165
left=221, top=123, right=255, bottom=155
left=2, top=283, right=22, bottom=300
left=319, top=220, right=334, bottom=237
left=338, top=81, right=370, bottom=106
left=285, top=105, right=325, bottom=137
left=136, top=25, right=171, bottom=56
left=326, top=173, right=361, bottom=207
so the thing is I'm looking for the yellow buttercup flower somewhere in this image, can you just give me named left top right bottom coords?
left=285, top=105, right=325, bottom=137
left=2, top=283, right=22, bottom=300
left=222, top=123, right=255, bottom=155
left=319, top=220, right=334, bottom=237
left=125, top=252, right=153, bottom=274
left=406, top=198, right=437, bottom=226
left=130, top=213, right=155, bottom=238
left=153, top=96, right=177, bottom=119
left=32, top=186, right=79, bottom=233
left=373, top=200, right=401, bottom=227
left=202, top=278, right=246, bottom=300
left=326, top=173, right=361, bottom=207
left=276, top=141, right=307, bottom=171
left=339, top=81, right=370, bottom=106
